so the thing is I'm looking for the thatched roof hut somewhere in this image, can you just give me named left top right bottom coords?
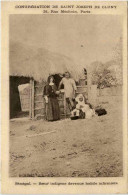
left=10, top=41, right=87, bottom=120
left=10, top=41, right=83, bottom=81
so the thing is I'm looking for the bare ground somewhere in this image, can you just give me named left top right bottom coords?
left=10, top=95, right=123, bottom=177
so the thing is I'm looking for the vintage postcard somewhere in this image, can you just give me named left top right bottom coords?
left=1, top=1, right=128, bottom=194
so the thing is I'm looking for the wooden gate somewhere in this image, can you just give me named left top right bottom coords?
left=18, top=84, right=30, bottom=112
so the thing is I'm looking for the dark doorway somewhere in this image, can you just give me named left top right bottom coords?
left=10, top=76, right=30, bottom=119
left=52, top=74, right=64, bottom=89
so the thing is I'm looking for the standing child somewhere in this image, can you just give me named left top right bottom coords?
left=58, top=72, right=77, bottom=111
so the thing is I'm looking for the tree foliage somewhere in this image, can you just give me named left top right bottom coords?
left=92, top=69, right=117, bottom=89
left=91, top=38, right=122, bottom=89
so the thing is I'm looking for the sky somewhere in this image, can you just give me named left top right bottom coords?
left=10, top=14, right=122, bottom=66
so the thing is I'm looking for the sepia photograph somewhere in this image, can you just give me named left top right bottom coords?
left=9, top=14, right=123, bottom=178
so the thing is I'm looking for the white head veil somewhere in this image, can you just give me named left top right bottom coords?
left=75, top=94, right=85, bottom=105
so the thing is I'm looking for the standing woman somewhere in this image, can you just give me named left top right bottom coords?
left=43, top=76, right=60, bottom=121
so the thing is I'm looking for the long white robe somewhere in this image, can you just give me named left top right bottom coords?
left=60, top=77, right=77, bottom=98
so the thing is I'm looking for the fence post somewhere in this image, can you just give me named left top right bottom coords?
left=90, top=85, right=98, bottom=107
left=29, top=79, right=32, bottom=119
left=64, top=92, right=67, bottom=119
left=32, top=79, right=34, bottom=119
left=87, top=71, right=92, bottom=102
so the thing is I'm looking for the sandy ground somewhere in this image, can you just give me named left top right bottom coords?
left=10, top=95, right=123, bottom=177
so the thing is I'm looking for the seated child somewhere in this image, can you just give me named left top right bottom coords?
left=71, top=94, right=95, bottom=119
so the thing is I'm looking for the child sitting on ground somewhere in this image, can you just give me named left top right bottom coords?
left=71, top=94, right=95, bottom=120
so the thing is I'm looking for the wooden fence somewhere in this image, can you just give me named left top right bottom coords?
left=97, top=86, right=122, bottom=97
left=23, top=79, right=123, bottom=120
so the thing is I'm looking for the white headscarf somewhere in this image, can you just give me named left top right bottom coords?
left=75, top=94, right=85, bottom=105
